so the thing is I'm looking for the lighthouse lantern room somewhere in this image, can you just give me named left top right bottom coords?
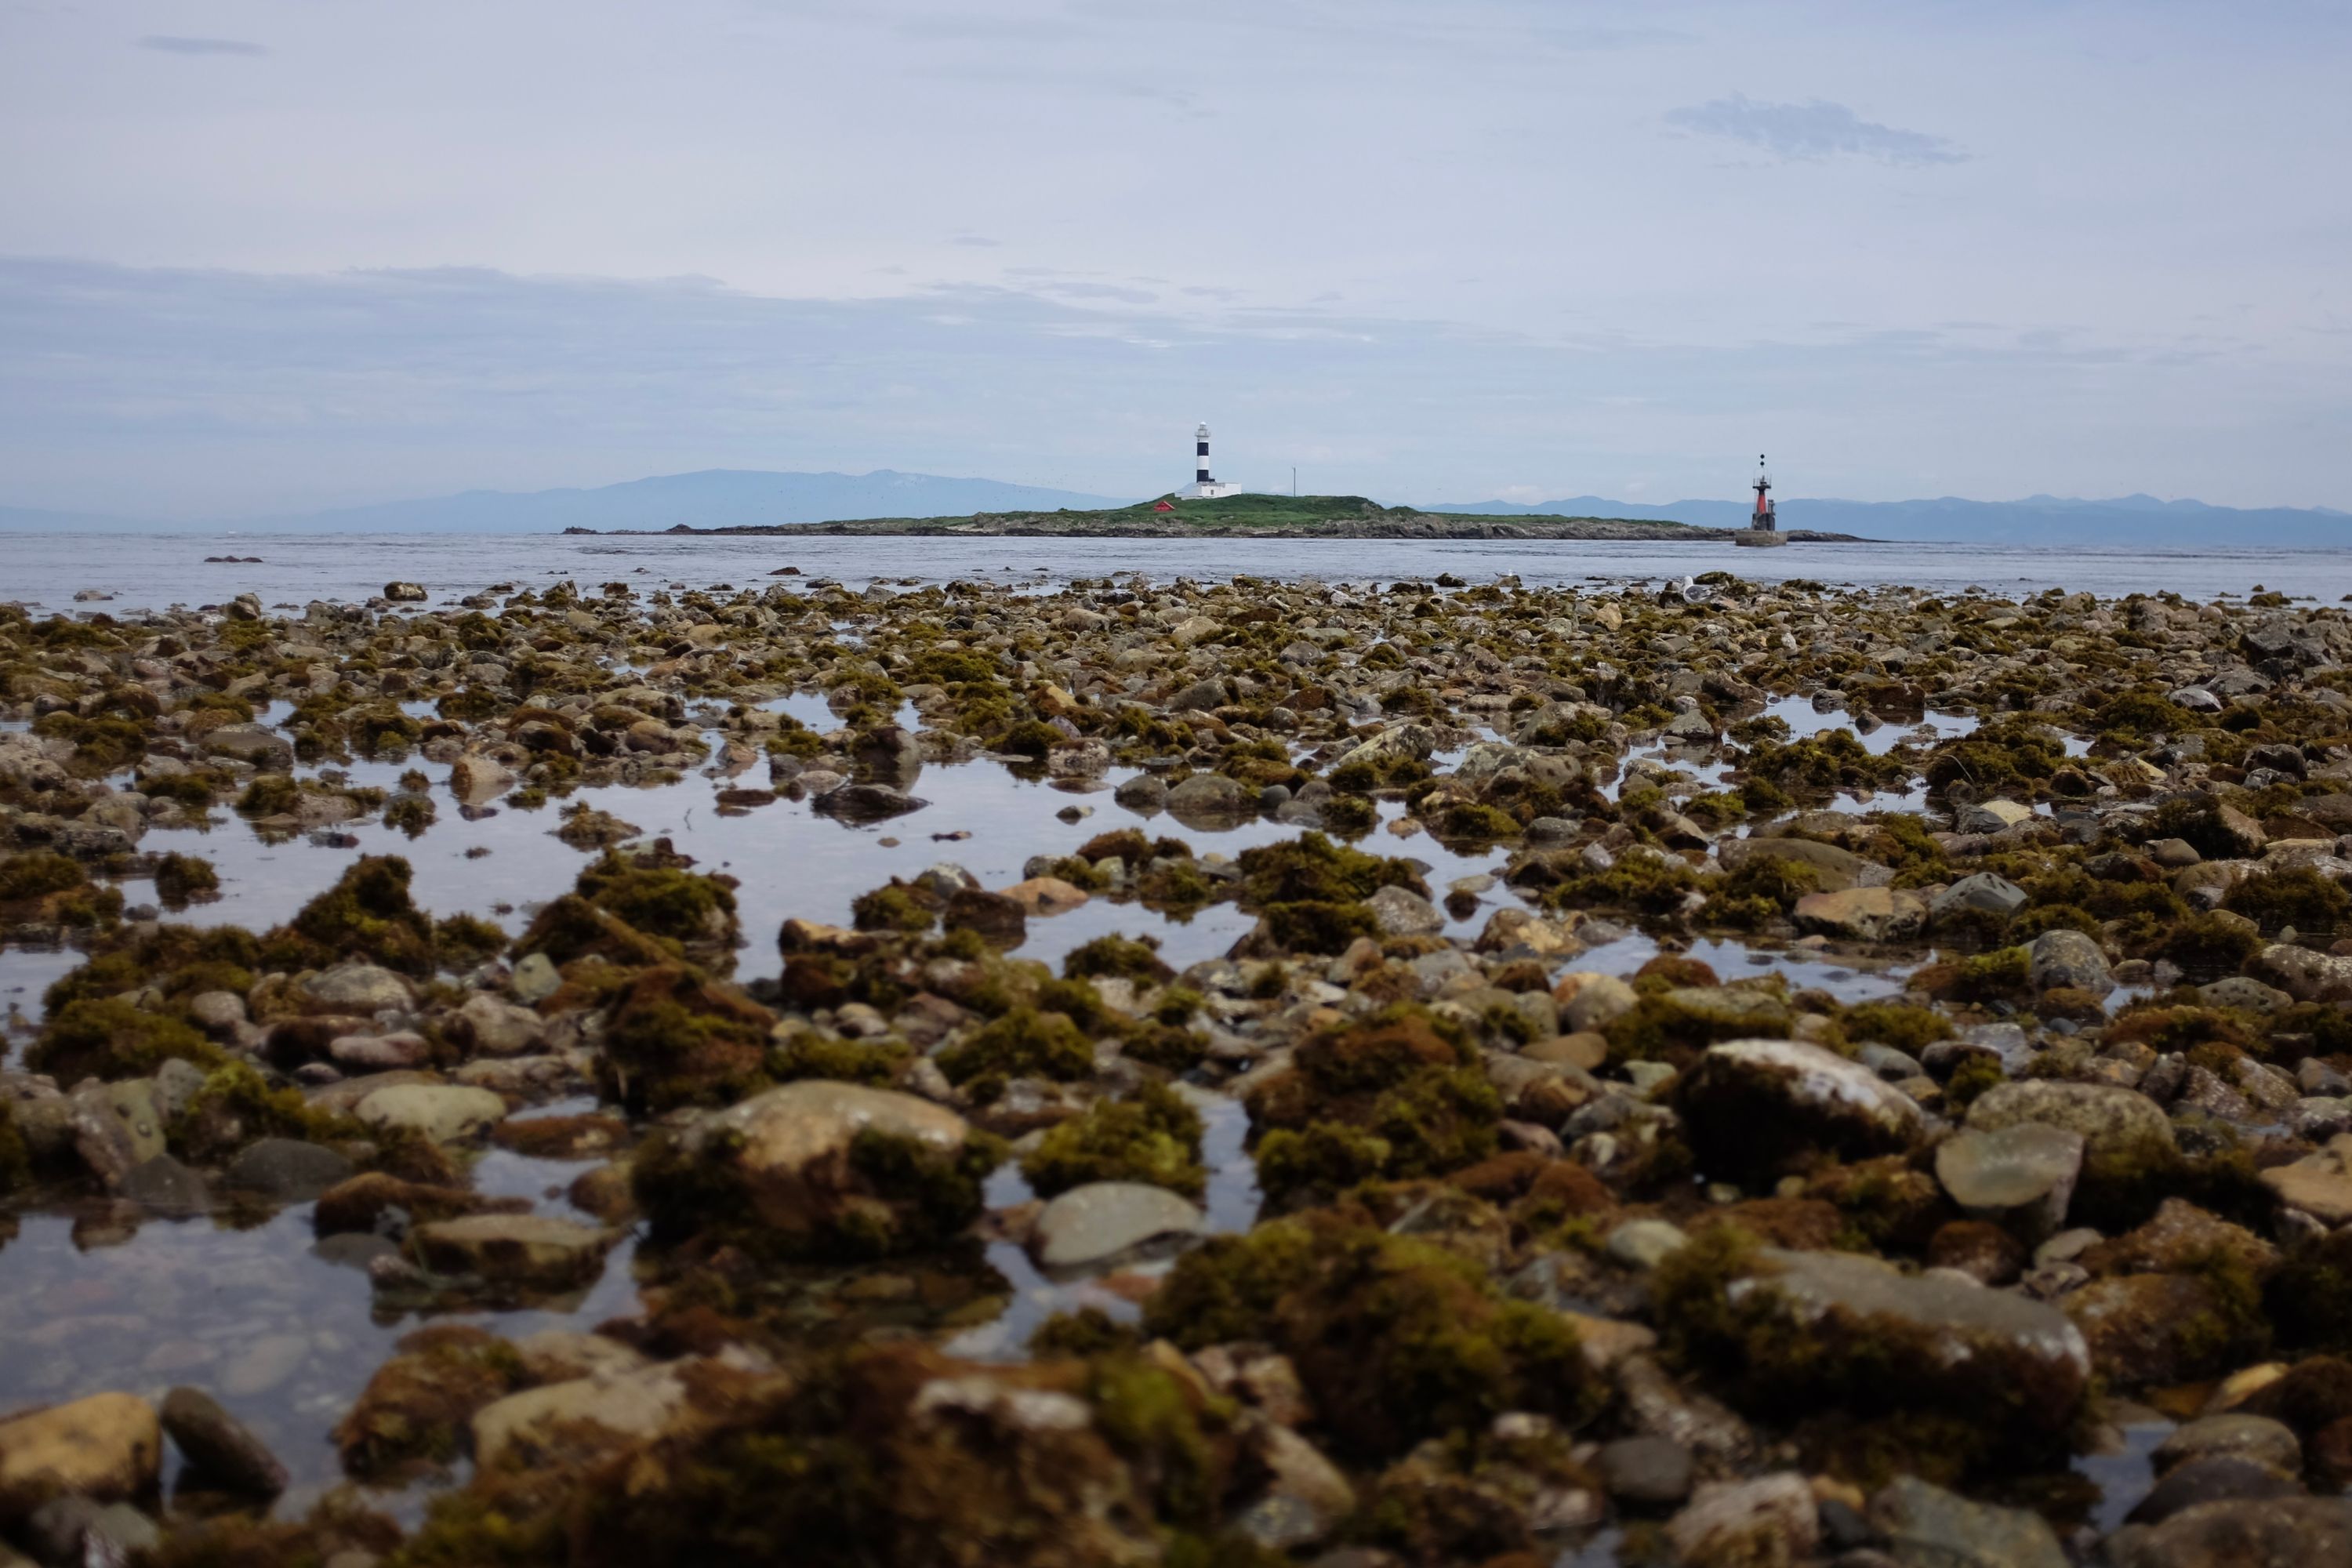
left=1184, top=423, right=1241, bottom=499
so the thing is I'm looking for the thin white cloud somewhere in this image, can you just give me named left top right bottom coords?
left=137, top=35, right=269, bottom=57
left=1665, top=93, right=1964, bottom=165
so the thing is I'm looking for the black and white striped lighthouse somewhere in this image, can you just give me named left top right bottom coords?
left=1185, top=422, right=1240, bottom=499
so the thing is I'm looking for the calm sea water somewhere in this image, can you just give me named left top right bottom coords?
left=4, top=532, right=2349, bottom=610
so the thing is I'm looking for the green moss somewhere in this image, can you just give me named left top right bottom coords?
left=237, top=773, right=300, bottom=815
left=1247, top=1009, right=1498, bottom=1203
left=2009, top=903, right=2103, bottom=941
left=1235, top=829, right=1425, bottom=907
left=1076, top=827, right=1193, bottom=867
left=2156, top=913, right=2266, bottom=976
left=936, top=1006, right=1094, bottom=1087
left=1029, top=1307, right=1143, bottom=1357
left=0, top=1102, right=28, bottom=1194
left=1601, top=987, right=1792, bottom=1069
left=1135, top=857, right=1214, bottom=909
left=1086, top=1352, right=1243, bottom=1526
left=1062, top=933, right=1175, bottom=985
left=1254, top=1121, right=1392, bottom=1203
left=263, top=855, right=441, bottom=976
left=1432, top=801, right=1522, bottom=844
left=1840, top=1000, right=1954, bottom=1053
left=1319, top=793, right=1379, bottom=835
left=434, top=913, right=508, bottom=970
left=42, top=924, right=259, bottom=1016
left=138, top=769, right=219, bottom=809
left=1949, top=945, right=2031, bottom=1002
left=383, top=794, right=437, bottom=837
left=1541, top=851, right=1702, bottom=923
left=2223, top=865, right=2352, bottom=935
left=769, top=1031, right=911, bottom=1087
left=1653, top=1222, right=2079, bottom=1470
left=34, top=710, right=152, bottom=775
left=1943, top=1054, right=2005, bottom=1112
left=1924, top=717, right=2068, bottom=798
left=2089, top=688, right=2204, bottom=740
left=151, top=852, right=219, bottom=906
left=1700, top=855, right=1825, bottom=930
left=170, top=1060, right=364, bottom=1164
left=1022, top=1082, right=1206, bottom=1199
left=851, top=882, right=937, bottom=934
left=1257, top=898, right=1381, bottom=955
left=1142, top=1218, right=1597, bottom=1463
left=333, top=1326, right=532, bottom=1481
left=1744, top=729, right=1912, bottom=796
left=575, top=851, right=741, bottom=963
left=599, top=964, right=775, bottom=1112
left=0, top=850, right=88, bottom=905
left=30, top=997, right=223, bottom=1083
left=635, top=1116, right=1003, bottom=1261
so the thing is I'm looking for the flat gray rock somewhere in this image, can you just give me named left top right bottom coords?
left=1030, top=1181, right=1203, bottom=1269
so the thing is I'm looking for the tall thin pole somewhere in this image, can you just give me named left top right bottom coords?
left=1292, top=466, right=1298, bottom=496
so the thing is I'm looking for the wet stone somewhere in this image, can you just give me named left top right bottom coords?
left=0, top=1392, right=160, bottom=1515
left=2154, top=1414, right=2301, bottom=1479
left=1029, top=1181, right=1204, bottom=1269
left=408, top=1214, right=619, bottom=1290
left=354, top=1083, right=508, bottom=1142
left=1868, top=1475, right=2067, bottom=1568
left=1936, top=1123, right=2085, bottom=1237
left=160, top=1386, right=287, bottom=1498
left=225, top=1137, right=357, bottom=1201
left=1597, top=1435, right=1694, bottom=1508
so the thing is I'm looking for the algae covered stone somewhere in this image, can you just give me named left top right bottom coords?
left=0, top=1392, right=161, bottom=1517
left=1675, top=1038, right=1929, bottom=1181
left=638, top=1080, right=999, bottom=1257
left=408, top=1214, right=619, bottom=1291
left=1657, top=1236, right=2092, bottom=1454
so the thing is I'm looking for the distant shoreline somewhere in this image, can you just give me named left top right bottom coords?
left=566, top=516, right=1867, bottom=543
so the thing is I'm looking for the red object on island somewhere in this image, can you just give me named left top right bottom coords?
left=1153, top=499, right=1176, bottom=511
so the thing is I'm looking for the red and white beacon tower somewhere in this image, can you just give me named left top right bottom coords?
left=1751, top=454, right=1777, bottom=532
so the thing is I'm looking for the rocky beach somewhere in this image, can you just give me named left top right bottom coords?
left=3, top=564, right=2352, bottom=1566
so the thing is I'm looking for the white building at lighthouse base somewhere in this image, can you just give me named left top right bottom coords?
left=1183, top=480, right=1242, bottom=499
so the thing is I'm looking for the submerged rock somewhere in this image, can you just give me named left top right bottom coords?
left=160, top=1386, right=287, bottom=1498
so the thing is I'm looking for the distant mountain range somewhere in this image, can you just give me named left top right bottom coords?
left=2, top=469, right=2344, bottom=545
left=0, top=470, right=1130, bottom=534
left=1428, top=492, right=2352, bottom=547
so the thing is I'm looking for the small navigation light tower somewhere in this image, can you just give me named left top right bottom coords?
left=1735, top=452, right=1788, bottom=547
left=1185, top=423, right=1241, bottom=499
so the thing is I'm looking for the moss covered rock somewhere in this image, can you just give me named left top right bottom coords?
left=1653, top=1231, right=2092, bottom=1464
left=636, top=1080, right=1000, bottom=1259
left=1675, top=1039, right=1929, bottom=1183
left=1143, top=1214, right=1599, bottom=1462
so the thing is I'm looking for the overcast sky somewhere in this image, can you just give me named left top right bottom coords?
left=2, top=0, right=2347, bottom=518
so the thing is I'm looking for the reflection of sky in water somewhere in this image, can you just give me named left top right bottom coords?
left=0, top=1124, right=635, bottom=1514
